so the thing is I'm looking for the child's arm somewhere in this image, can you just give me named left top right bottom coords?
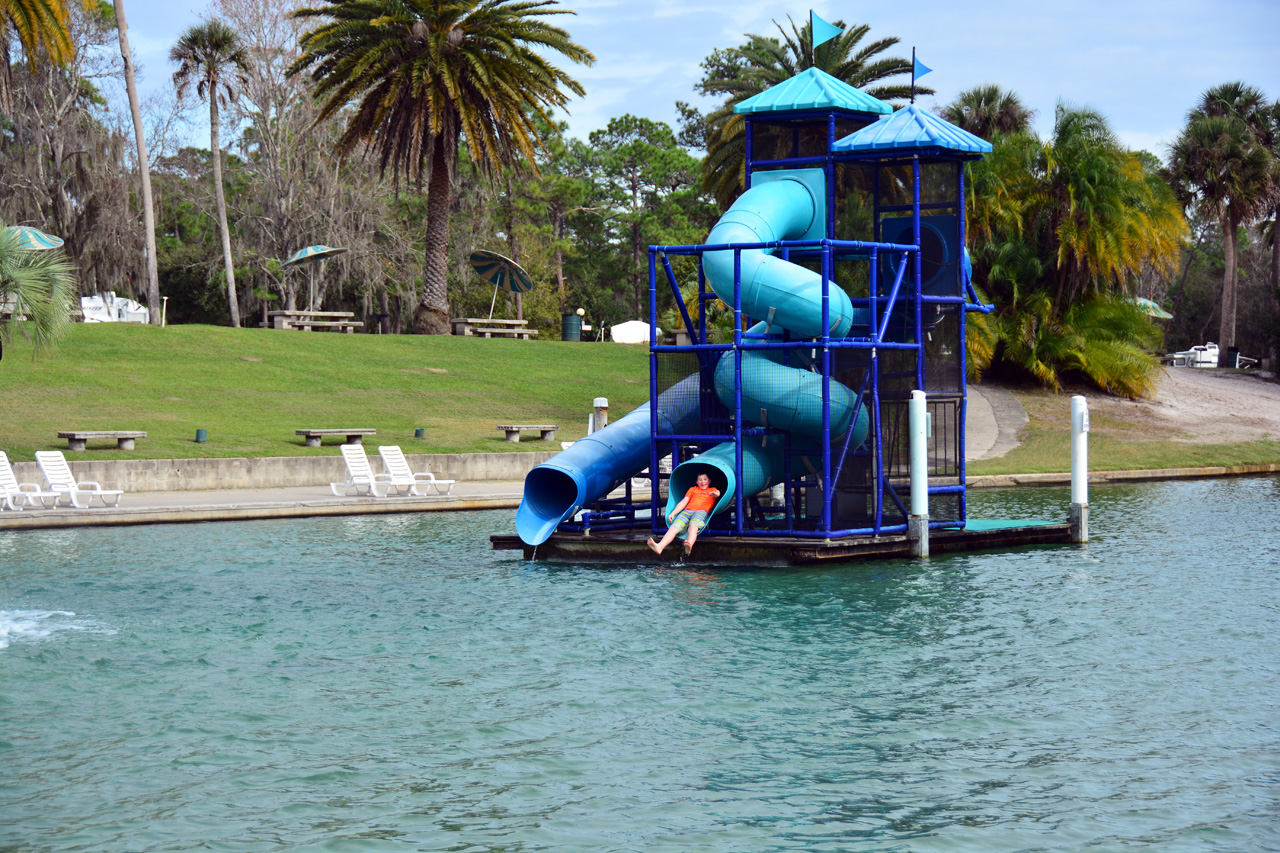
left=667, top=495, right=690, bottom=522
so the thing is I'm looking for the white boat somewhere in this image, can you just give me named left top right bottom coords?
left=81, top=292, right=149, bottom=324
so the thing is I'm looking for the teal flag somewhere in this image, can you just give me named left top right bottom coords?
left=811, top=11, right=842, bottom=49
left=913, top=56, right=933, bottom=80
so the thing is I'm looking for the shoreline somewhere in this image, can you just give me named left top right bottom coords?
left=1, top=462, right=1276, bottom=532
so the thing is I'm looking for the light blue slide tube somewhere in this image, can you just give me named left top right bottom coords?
left=701, top=178, right=856, bottom=339
left=516, top=375, right=700, bottom=545
left=663, top=436, right=784, bottom=522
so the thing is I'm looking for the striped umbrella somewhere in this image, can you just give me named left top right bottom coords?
left=1128, top=297, right=1173, bottom=320
left=6, top=226, right=64, bottom=251
left=469, top=250, right=534, bottom=320
left=283, top=245, right=348, bottom=310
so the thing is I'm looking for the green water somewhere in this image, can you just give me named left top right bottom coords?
left=2, top=478, right=1278, bottom=851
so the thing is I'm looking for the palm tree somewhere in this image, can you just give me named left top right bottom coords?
left=171, top=20, right=248, bottom=328
left=1167, top=83, right=1275, bottom=349
left=113, top=0, right=159, bottom=323
left=698, top=17, right=922, bottom=206
left=290, top=0, right=594, bottom=335
left=0, top=223, right=77, bottom=352
left=939, top=84, right=1034, bottom=141
left=0, top=0, right=74, bottom=114
left=965, top=104, right=1186, bottom=397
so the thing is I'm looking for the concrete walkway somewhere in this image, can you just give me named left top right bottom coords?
left=965, top=383, right=1029, bottom=462
left=4, top=388, right=1277, bottom=532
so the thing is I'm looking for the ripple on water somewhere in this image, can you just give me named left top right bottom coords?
left=1, top=479, right=1278, bottom=852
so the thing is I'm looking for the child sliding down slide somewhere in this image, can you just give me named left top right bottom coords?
left=648, top=473, right=721, bottom=557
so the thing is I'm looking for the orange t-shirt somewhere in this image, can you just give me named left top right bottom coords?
left=684, top=485, right=719, bottom=514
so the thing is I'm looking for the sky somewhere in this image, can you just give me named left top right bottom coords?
left=121, top=0, right=1279, bottom=158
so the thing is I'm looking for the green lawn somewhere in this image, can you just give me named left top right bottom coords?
left=3, top=323, right=1275, bottom=473
left=0, top=324, right=651, bottom=461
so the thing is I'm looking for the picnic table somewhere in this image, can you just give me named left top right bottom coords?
left=267, top=310, right=360, bottom=332
left=451, top=318, right=538, bottom=339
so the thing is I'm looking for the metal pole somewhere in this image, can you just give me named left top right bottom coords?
left=1070, top=395, right=1089, bottom=543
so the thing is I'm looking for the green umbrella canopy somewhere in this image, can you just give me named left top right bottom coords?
left=283, top=245, right=348, bottom=268
left=1128, top=297, right=1173, bottom=320
left=469, top=250, right=534, bottom=294
left=6, top=226, right=64, bottom=251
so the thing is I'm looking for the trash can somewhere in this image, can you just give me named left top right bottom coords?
left=561, top=312, right=582, bottom=342
left=1224, top=346, right=1240, bottom=368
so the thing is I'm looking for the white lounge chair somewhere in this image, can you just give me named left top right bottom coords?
left=330, top=444, right=390, bottom=497
left=1, top=451, right=59, bottom=510
left=377, top=446, right=455, bottom=495
left=34, top=450, right=124, bottom=508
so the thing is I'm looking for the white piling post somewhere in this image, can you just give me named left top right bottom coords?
left=1070, top=395, right=1089, bottom=543
left=909, top=390, right=929, bottom=557
left=589, top=397, right=609, bottom=435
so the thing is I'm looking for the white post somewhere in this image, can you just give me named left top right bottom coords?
left=1070, top=395, right=1089, bottom=543
left=909, top=389, right=929, bottom=557
left=589, top=397, right=608, bottom=435
left=161, top=296, right=168, bottom=328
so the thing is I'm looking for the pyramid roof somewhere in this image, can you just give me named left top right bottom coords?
left=831, top=104, right=992, bottom=153
left=735, top=67, right=892, bottom=116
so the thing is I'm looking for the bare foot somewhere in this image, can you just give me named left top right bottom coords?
left=647, top=537, right=661, bottom=554
left=682, top=541, right=693, bottom=557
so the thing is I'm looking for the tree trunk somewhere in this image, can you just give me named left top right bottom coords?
left=413, top=143, right=452, bottom=335
left=554, top=210, right=566, bottom=313
left=210, top=93, right=240, bottom=328
left=113, top=0, right=160, bottom=324
left=1271, top=207, right=1279, bottom=371
left=1218, top=214, right=1236, bottom=348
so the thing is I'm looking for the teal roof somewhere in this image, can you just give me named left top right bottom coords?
left=734, top=67, right=892, bottom=116
left=831, top=104, right=993, bottom=153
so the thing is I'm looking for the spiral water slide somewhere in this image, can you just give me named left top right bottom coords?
left=516, top=173, right=869, bottom=546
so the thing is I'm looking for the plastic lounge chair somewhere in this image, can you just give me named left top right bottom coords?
left=1, top=451, right=59, bottom=510
left=330, top=444, right=391, bottom=497
left=377, top=445, right=455, bottom=495
left=34, top=450, right=124, bottom=508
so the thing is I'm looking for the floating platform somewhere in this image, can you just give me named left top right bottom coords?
left=491, top=519, right=1074, bottom=566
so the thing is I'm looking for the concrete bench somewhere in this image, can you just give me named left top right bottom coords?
left=296, top=428, right=376, bottom=448
left=469, top=327, right=538, bottom=340
left=58, top=430, right=147, bottom=451
left=497, top=424, right=558, bottom=442
left=283, top=320, right=361, bottom=333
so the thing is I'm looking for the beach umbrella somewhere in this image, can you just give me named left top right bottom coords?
left=6, top=226, right=64, bottom=251
left=1128, top=297, right=1173, bottom=320
left=469, top=250, right=534, bottom=319
left=283, top=245, right=348, bottom=310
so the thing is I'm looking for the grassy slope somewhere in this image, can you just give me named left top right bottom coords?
left=3, top=324, right=1275, bottom=471
left=0, top=324, right=650, bottom=461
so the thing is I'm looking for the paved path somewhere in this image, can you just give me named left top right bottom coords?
left=965, top=383, right=1029, bottom=461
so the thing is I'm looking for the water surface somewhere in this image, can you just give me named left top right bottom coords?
left=2, top=478, right=1278, bottom=851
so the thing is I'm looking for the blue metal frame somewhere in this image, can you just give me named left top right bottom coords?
left=563, top=109, right=989, bottom=543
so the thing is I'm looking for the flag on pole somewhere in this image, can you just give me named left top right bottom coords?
left=811, top=11, right=842, bottom=50
left=910, top=47, right=932, bottom=102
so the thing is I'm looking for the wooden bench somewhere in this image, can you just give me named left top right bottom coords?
left=296, top=428, right=376, bottom=448
left=496, top=424, right=558, bottom=442
left=58, top=430, right=147, bottom=451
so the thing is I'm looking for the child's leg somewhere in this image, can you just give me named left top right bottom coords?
left=648, top=514, right=686, bottom=554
